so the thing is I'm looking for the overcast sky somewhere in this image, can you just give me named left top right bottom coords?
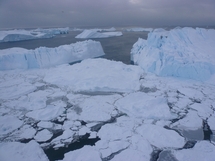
left=0, top=0, right=215, bottom=29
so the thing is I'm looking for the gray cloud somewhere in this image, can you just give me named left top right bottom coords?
left=0, top=0, right=215, bottom=29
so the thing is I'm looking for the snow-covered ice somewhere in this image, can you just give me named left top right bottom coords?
left=44, top=58, right=143, bottom=93
left=0, top=140, right=49, bottom=161
left=75, top=29, right=122, bottom=39
left=131, top=27, right=215, bottom=81
left=172, top=141, right=215, bottom=161
left=34, top=129, right=53, bottom=142
left=0, top=27, right=69, bottom=42
left=0, top=40, right=105, bottom=70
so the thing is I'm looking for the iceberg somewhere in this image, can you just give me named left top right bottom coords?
left=0, top=40, right=105, bottom=70
left=75, top=29, right=122, bottom=39
left=0, top=27, right=69, bottom=42
left=126, top=27, right=153, bottom=32
left=131, top=27, right=215, bottom=81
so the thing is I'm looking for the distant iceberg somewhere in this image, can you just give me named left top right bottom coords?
left=0, top=40, right=105, bottom=70
left=131, top=27, right=215, bottom=81
left=126, top=27, right=153, bottom=32
left=75, top=29, right=122, bottom=39
left=0, top=27, right=69, bottom=42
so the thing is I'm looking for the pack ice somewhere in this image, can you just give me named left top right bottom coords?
left=0, top=40, right=105, bottom=70
left=76, top=29, right=122, bottom=39
left=0, top=27, right=69, bottom=42
left=131, top=27, right=215, bottom=81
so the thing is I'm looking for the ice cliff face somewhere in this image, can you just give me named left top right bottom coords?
left=0, top=40, right=105, bottom=70
left=131, top=27, right=215, bottom=81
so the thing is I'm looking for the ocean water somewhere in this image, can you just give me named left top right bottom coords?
left=0, top=30, right=148, bottom=64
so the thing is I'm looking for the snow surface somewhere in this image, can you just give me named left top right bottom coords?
left=131, top=27, right=215, bottom=81
left=0, top=40, right=105, bottom=70
left=0, top=27, right=69, bottom=42
left=0, top=141, right=49, bottom=161
left=75, top=29, right=122, bottom=39
left=172, top=141, right=215, bottom=161
left=44, top=58, right=143, bottom=93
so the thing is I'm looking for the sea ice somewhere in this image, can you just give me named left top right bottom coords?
left=172, top=141, right=215, bottom=161
left=75, top=29, right=122, bottom=38
left=115, top=92, right=175, bottom=120
left=34, top=129, right=53, bottom=142
left=62, top=145, right=101, bottom=161
left=0, top=115, right=23, bottom=136
left=136, top=124, right=185, bottom=148
left=44, top=58, right=143, bottom=93
left=0, top=40, right=105, bottom=70
left=0, top=140, right=49, bottom=161
left=131, top=27, right=215, bottom=81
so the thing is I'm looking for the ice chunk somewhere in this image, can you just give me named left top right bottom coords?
left=115, top=92, right=175, bottom=120
left=171, top=110, right=202, bottom=130
left=34, top=129, right=53, bottom=142
left=75, top=29, right=122, bottom=38
left=208, top=116, right=215, bottom=130
left=131, top=27, right=215, bottom=81
left=0, top=27, right=69, bottom=42
left=0, top=115, right=23, bottom=136
left=172, top=141, right=215, bottom=161
left=0, top=140, right=49, bottom=161
left=136, top=124, right=185, bottom=148
left=44, top=58, right=143, bottom=93
left=62, top=145, right=101, bottom=161
left=26, top=105, right=65, bottom=121
left=0, top=40, right=105, bottom=70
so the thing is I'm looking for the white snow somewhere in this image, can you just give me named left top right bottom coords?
left=44, top=58, right=143, bottom=93
left=0, top=115, right=23, bottom=136
left=75, top=29, right=122, bottom=39
left=115, top=92, right=176, bottom=120
left=136, top=124, right=185, bottom=148
left=126, top=27, right=153, bottom=32
left=0, top=40, right=105, bottom=70
left=26, top=105, right=65, bottom=121
left=34, top=129, right=53, bottom=142
left=172, top=141, right=215, bottom=161
left=0, top=140, right=49, bottom=161
left=0, top=27, right=69, bottom=42
left=131, top=27, right=215, bottom=81
left=62, top=146, right=101, bottom=161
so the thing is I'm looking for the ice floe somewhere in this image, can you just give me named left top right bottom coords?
left=34, top=129, right=53, bottom=142
left=172, top=141, right=215, bottom=161
left=0, top=140, right=49, bottom=161
left=0, top=27, right=69, bottom=42
left=131, top=27, right=215, bottom=81
left=0, top=40, right=105, bottom=70
left=44, top=58, right=143, bottom=93
left=75, top=29, right=122, bottom=39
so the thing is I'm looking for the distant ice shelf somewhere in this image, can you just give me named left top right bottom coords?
left=0, top=40, right=105, bottom=70
left=126, top=27, right=153, bottom=32
left=0, top=27, right=69, bottom=42
left=75, top=29, right=122, bottom=39
left=131, top=27, right=215, bottom=81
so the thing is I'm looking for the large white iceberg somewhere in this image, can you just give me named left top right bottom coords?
left=0, top=27, right=69, bottom=42
left=75, top=29, right=122, bottom=39
left=0, top=40, right=105, bottom=70
left=131, top=27, right=215, bottom=81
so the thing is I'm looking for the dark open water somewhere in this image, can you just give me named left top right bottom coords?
left=0, top=30, right=148, bottom=64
